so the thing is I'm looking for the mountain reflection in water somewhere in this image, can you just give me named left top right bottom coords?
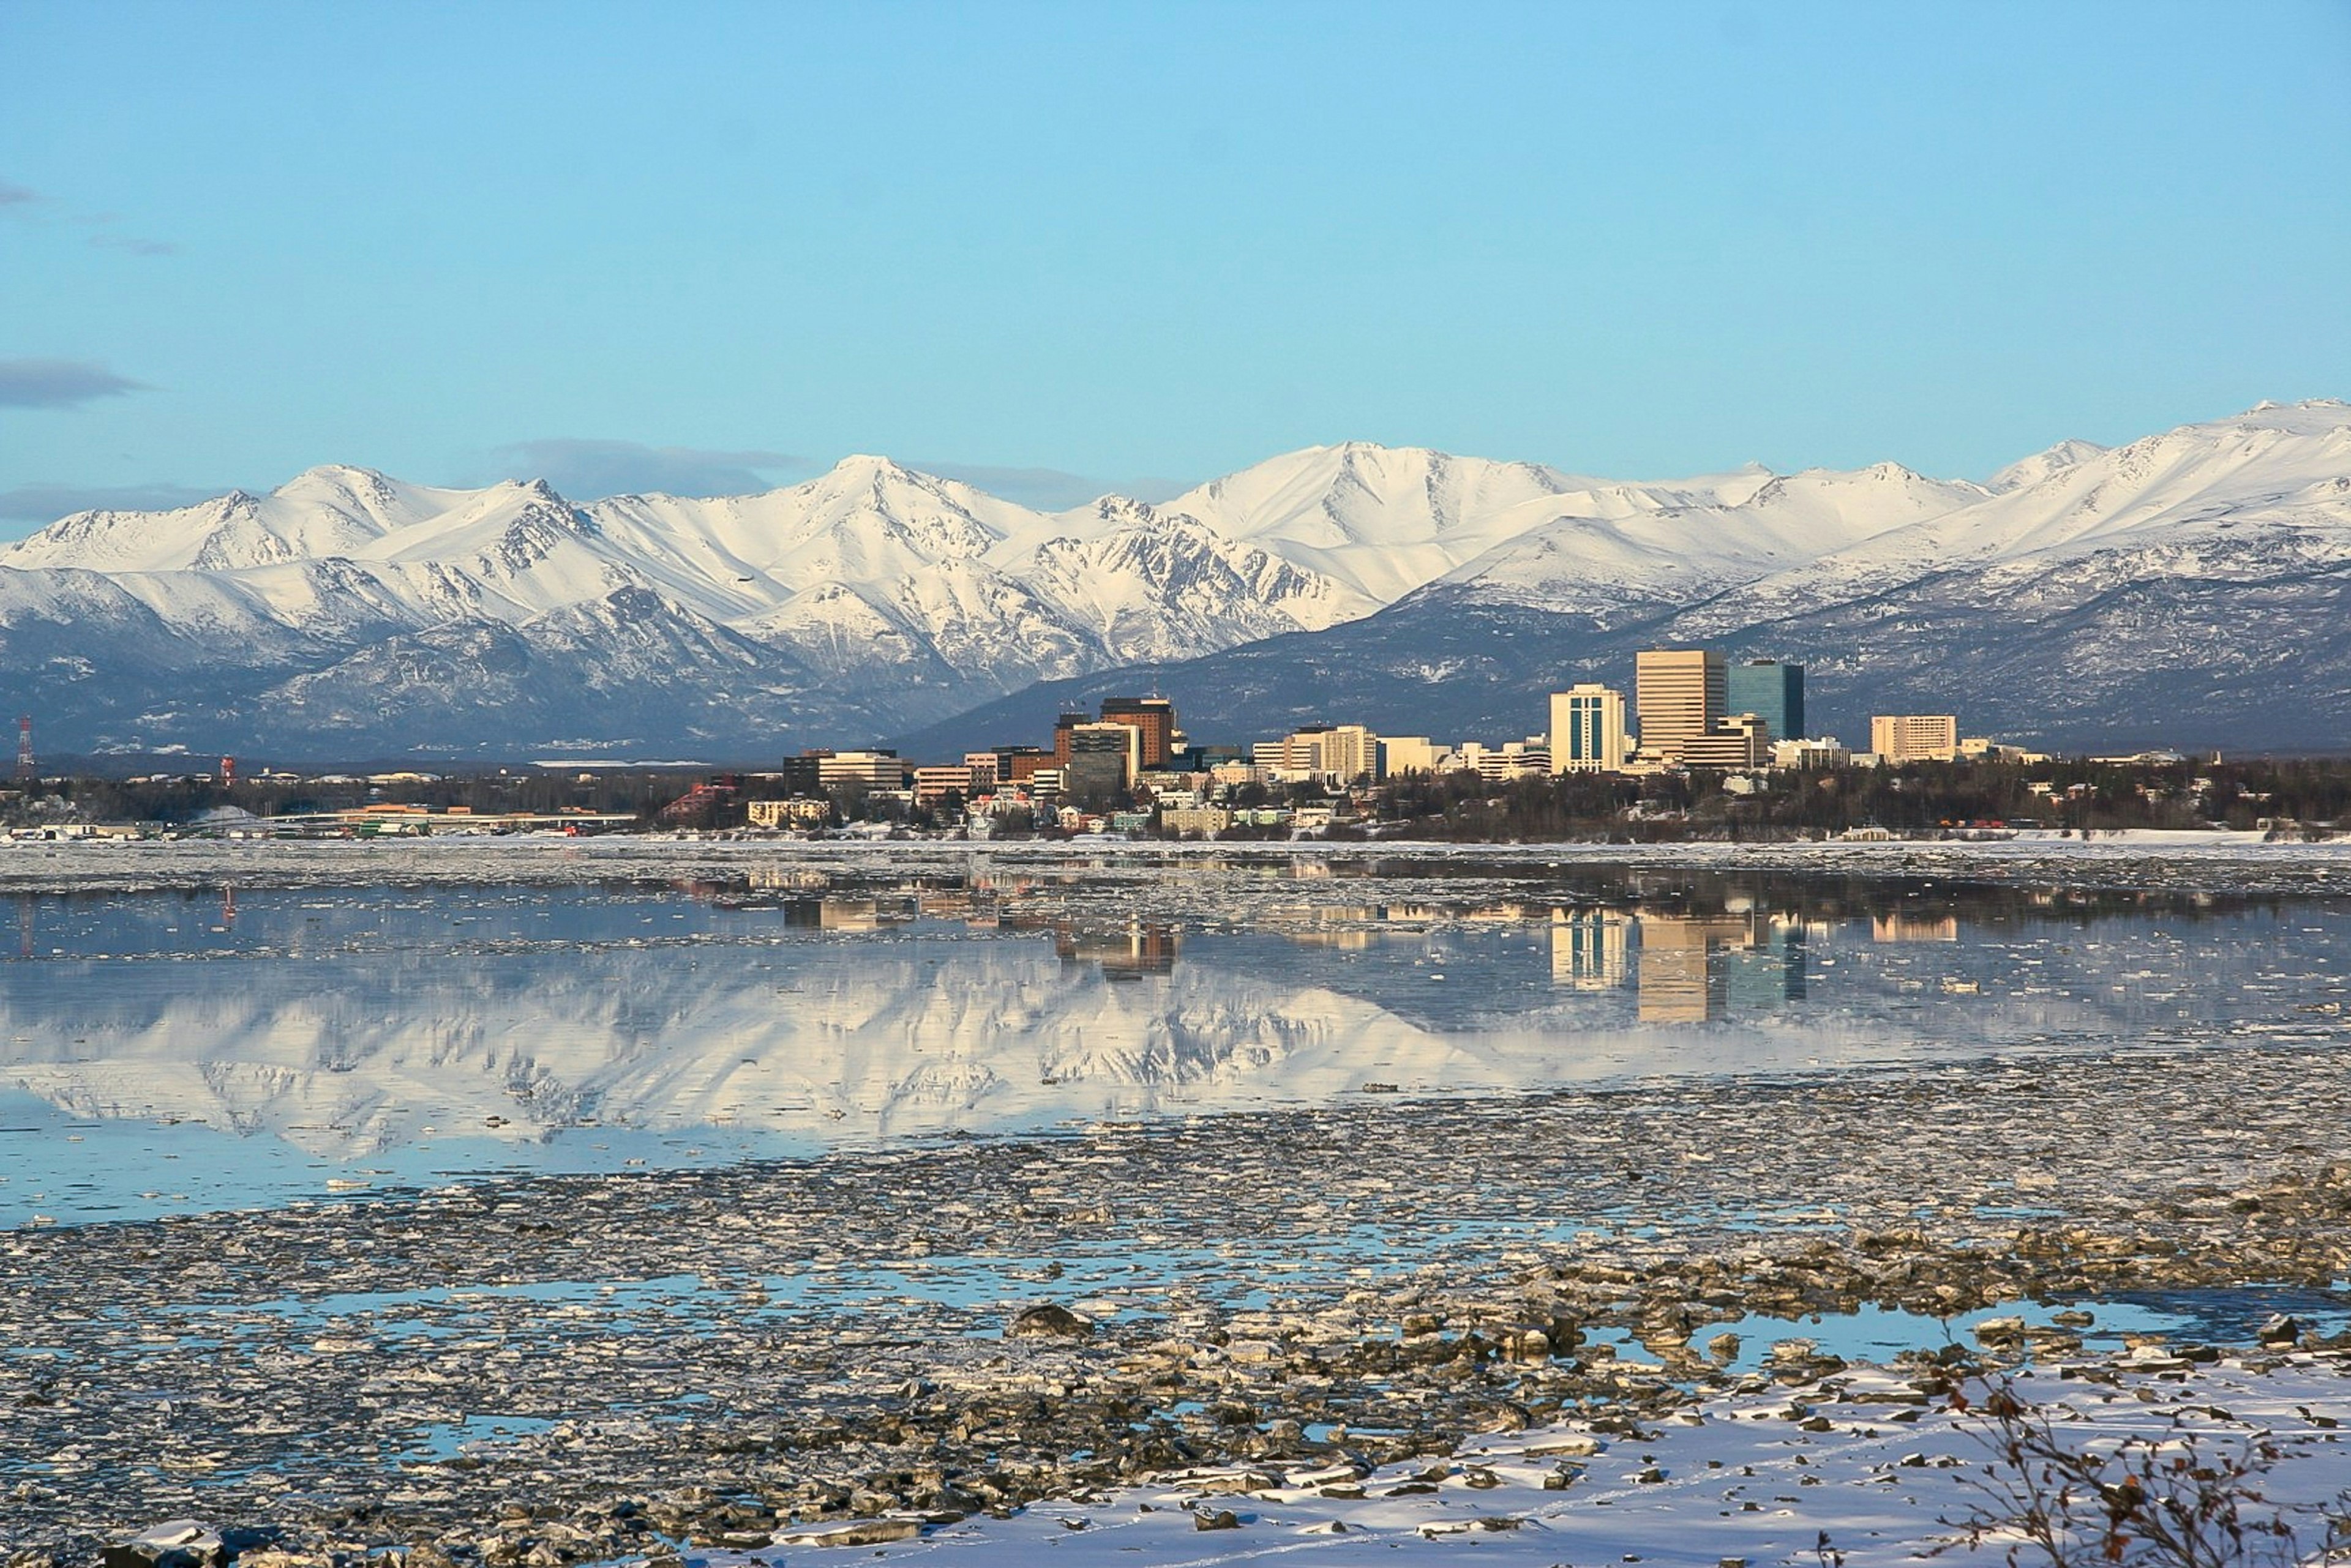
left=1, top=864, right=2344, bottom=1225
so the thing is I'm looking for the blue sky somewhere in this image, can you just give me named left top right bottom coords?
left=3, top=1, right=2347, bottom=525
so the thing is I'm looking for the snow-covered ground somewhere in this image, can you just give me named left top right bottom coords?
left=4, top=828, right=2350, bottom=894
left=718, top=1352, right=2351, bottom=1566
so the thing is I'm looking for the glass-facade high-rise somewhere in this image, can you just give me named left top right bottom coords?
left=1726, top=659, right=1804, bottom=743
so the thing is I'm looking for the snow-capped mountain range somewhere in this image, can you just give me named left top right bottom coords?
left=7, top=399, right=2350, bottom=758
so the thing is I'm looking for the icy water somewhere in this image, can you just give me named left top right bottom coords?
left=3, top=852, right=2346, bottom=1229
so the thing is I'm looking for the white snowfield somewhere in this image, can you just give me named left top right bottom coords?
left=6, top=399, right=2350, bottom=726
left=679, top=1352, right=2351, bottom=1566
left=5, top=826, right=2346, bottom=882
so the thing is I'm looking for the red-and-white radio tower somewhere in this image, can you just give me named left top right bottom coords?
left=220, top=755, right=237, bottom=789
left=13, top=717, right=31, bottom=782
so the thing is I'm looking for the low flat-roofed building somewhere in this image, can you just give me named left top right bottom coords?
left=1161, top=805, right=1231, bottom=836
left=1771, top=737, right=1850, bottom=769
left=1379, top=736, right=1446, bottom=776
left=1677, top=714, right=1770, bottom=770
left=819, top=749, right=904, bottom=790
left=1870, top=714, right=1959, bottom=763
left=912, top=765, right=973, bottom=803
left=748, top=798, right=831, bottom=828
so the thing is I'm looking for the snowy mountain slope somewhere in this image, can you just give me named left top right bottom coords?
left=901, top=548, right=2351, bottom=760
left=246, top=587, right=858, bottom=754
left=1986, top=437, right=2108, bottom=493
left=903, top=401, right=2351, bottom=757
left=0, top=565, right=279, bottom=689
left=1431, top=462, right=1985, bottom=616
left=7, top=399, right=2350, bottom=758
left=3, top=452, right=1417, bottom=751
left=1712, top=400, right=2351, bottom=620
left=1150, top=442, right=1779, bottom=605
left=4, top=466, right=476, bottom=574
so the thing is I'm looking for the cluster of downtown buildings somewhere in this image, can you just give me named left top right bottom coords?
left=1547, top=650, right=2015, bottom=774
left=727, top=648, right=2020, bottom=833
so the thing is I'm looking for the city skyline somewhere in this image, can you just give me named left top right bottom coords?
left=11, top=12, right=2350, bottom=1563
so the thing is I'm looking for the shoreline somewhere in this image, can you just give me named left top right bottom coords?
left=9, top=1041, right=2351, bottom=1562
left=1, top=829, right=2349, bottom=898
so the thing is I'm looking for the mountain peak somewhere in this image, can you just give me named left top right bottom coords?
left=1986, top=438, right=2109, bottom=494
left=827, top=452, right=926, bottom=482
left=285, top=462, right=391, bottom=487
left=7, top=397, right=2349, bottom=759
left=2222, top=397, right=2351, bottom=436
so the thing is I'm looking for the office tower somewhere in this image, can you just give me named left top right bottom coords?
left=1635, top=649, right=1726, bottom=762
left=1064, top=722, right=1141, bottom=801
left=1727, top=659, right=1804, bottom=744
left=816, top=749, right=902, bottom=790
left=1098, top=696, right=1177, bottom=768
left=1549, top=683, right=1628, bottom=772
left=1316, top=723, right=1379, bottom=782
left=1379, top=737, right=1443, bottom=776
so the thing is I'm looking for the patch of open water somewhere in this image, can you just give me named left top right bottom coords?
left=3, top=862, right=2347, bottom=1229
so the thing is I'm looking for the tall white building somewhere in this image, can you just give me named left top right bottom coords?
left=1550, top=683, right=1629, bottom=773
left=1318, top=724, right=1379, bottom=783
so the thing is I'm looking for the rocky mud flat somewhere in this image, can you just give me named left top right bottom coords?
left=7, top=1041, right=2351, bottom=1564
left=783, top=1348, right=2351, bottom=1565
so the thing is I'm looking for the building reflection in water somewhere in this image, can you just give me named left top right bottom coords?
left=1549, top=909, right=1629, bottom=991
left=1552, top=907, right=1810, bottom=1023
left=1054, top=921, right=1179, bottom=976
left=1872, top=912, right=1960, bottom=943
left=1637, top=911, right=1807, bottom=1022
